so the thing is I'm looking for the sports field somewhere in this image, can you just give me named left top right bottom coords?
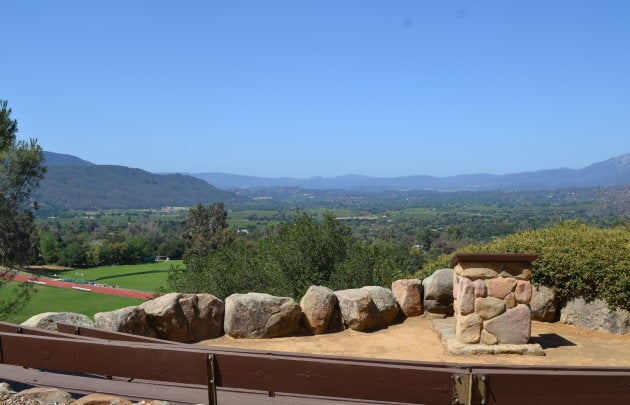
left=1, top=261, right=182, bottom=323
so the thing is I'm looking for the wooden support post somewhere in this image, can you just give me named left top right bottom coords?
left=207, top=354, right=217, bottom=405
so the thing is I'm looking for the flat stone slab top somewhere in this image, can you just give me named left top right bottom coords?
left=451, top=253, right=538, bottom=280
left=432, top=318, right=545, bottom=356
left=450, top=253, right=538, bottom=267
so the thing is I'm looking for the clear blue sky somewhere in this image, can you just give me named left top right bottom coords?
left=3, top=1, right=629, bottom=177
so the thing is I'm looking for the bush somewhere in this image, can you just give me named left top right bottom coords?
left=169, top=211, right=417, bottom=299
left=417, top=221, right=629, bottom=310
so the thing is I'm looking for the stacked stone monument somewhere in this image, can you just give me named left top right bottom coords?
left=451, top=253, right=537, bottom=345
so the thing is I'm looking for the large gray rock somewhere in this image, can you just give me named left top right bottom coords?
left=530, top=285, right=558, bottom=322
left=21, top=312, right=94, bottom=331
left=335, top=288, right=379, bottom=331
left=484, top=304, right=531, bottom=344
left=422, top=268, right=454, bottom=316
left=224, top=293, right=302, bottom=338
left=94, top=306, right=149, bottom=336
left=363, top=286, right=400, bottom=327
left=139, top=292, right=224, bottom=342
left=391, top=279, right=423, bottom=317
left=181, top=293, right=225, bottom=340
left=300, top=285, right=339, bottom=334
left=560, top=297, right=629, bottom=334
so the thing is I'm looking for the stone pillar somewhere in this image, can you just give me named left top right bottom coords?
left=451, top=253, right=537, bottom=345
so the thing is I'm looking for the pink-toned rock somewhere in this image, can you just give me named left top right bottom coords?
left=391, top=279, right=423, bottom=317
left=480, top=329, right=498, bottom=345
left=484, top=304, right=531, bottom=344
left=474, top=297, right=506, bottom=320
left=474, top=279, right=486, bottom=297
left=458, top=277, right=475, bottom=315
left=515, top=280, right=533, bottom=304
left=300, top=285, right=339, bottom=334
left=486, top=277, right=516, bottom=299
left=456, top=313, right=482, bottom=343
left=73, top=393, right=133, bottom=405
left=504, top=292, right=516, bottom=308
left=453, top=275, right=460, bottom=299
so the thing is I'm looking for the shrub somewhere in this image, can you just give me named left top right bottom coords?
left=417, top=221, right=629, bottom=310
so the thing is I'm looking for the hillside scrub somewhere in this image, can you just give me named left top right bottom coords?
left=417, top=221, right=629, bottom=310
left=169, top=210, right=420, bottom=299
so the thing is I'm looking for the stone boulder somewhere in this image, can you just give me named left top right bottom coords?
left=21, top=312, right=94, bottom=331
left=422, top=268, right=454, bottom=316
left=335, top=288, right=379, bottom=331
left=0, top=382, right=16, bottom=400
left=73, top=393, right=133, bottom=405
left=13, top=387, right=74, bottom=404
left=456, top=313, right=482, bottom=344
left=94, top=306, right=149, bottom=336
left=139, top=292, right=224, bottom=342
left=474, top=297, right=506, bottom=320
left=300, top=285, right=340, bottom=334
left=224, top=293, right=302, bottom=338
left=391, top=279, right=423, bottom=317
left=530, top=285, right=558, bottom=322
left=560, top=297, right=629, bottom=334
left=486, top=277, right=516, bottom=299
left=363, top=286, right=400, bottom=327
left=484, top=304, right=531, bottom=344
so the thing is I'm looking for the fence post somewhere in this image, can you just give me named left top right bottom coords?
left=452, top=373, right=488, bottom=405
left=207, top=353, right=217, bottom=405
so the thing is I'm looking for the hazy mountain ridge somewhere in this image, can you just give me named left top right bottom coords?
left=43, top=151, right=95, bottom=167
left=35, top=163, right=242, bottom=212
left=190, top=153, right=630, bottom=191
left=34, top=151, right=629, bottom=212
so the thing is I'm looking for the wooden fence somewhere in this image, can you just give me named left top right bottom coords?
left=0, top=321, right=628, bottom=405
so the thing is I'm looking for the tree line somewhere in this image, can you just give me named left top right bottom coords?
left=168, top=203, right=420, bottom=299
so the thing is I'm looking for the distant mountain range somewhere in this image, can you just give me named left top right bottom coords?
left=34, top=151, right=629, bottom=212
left=189, top=153, right=630, bottom=191
left=35, top=152, right=241, bottom=211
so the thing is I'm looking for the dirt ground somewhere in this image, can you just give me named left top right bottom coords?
left=201, top=317, right=630, bottom=367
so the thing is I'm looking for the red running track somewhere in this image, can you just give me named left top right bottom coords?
left=5, top=274, right=154, bottom=300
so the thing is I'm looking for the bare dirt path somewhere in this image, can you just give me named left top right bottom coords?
left=4, top=274, right=153, bottom=299
left=201, top=317, right=630, bottom=367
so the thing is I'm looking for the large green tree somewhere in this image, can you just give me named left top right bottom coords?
left=181, top=202, right=235, bottom=272
left=0, top=100, right=46, bottom=318
left=169, top=210, right=417, bottom=299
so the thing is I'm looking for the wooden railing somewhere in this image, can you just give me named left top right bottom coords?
left=0, top=321, right=628, bottom=404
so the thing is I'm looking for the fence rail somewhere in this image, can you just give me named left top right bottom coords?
left=0, top=321, right=628, bottom=404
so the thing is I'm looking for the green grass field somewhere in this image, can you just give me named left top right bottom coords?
left=27, top=260, right=182, bottom=292
left=0, top=282, right=144, bottom=324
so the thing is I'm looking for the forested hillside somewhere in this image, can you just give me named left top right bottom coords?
left=34, top=165, right=243, bottom=212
